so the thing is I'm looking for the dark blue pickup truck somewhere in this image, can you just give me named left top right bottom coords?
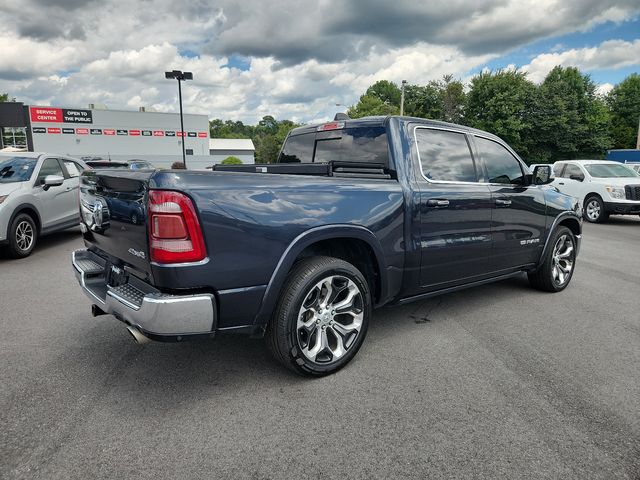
left=72, top=116, right=582, bottom=376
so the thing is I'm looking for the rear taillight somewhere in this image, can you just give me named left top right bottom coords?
left=148, top=190, right=206, bottom=264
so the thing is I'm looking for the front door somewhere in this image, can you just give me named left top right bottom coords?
left=415, top=127, right=493, bottom=289
left=33, top=158, right=75, bottom=230
left=473, top=136, right=548, bottom=271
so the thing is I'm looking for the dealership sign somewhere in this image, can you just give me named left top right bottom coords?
left=31, top=124, right=210, bottom=139
left=29, top=107, right=93, bottom=124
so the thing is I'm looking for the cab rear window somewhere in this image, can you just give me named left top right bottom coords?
left=278, top=127, right=389, bottom=166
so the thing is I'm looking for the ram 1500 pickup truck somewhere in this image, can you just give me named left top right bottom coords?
left=72, top=116, right=582, bottom=376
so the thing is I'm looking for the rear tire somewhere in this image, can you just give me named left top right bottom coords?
left=583, top=195, right=608, bottom=223
left=267, top=256, right=371, bottom=376
left=8, top=213, right=37, bottom=258
left=528, top=226, right=576, bottom=292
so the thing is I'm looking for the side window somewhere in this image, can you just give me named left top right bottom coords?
left=562, top=164, right=585, bottom=181
left=553, top=163, right=565, bottom=177
left=63, top=161, right=81, bottom=178
left=415, top=128, right=477, bottom=182
left=36, top=158, right=64, bottom=185
left=475, top=137, right=524, bottom=185
left=278, top=133, right=315, bottom=163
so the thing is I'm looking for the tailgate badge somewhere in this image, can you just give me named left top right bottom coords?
left=128, top=248, right=146, bottom=259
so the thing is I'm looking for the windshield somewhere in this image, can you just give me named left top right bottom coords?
left=585, top=164, right=639, bottom=178
left=0, top=156, right=37, bottom=183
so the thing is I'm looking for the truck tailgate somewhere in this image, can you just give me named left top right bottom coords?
left=79, top=170, right=153, bottom=276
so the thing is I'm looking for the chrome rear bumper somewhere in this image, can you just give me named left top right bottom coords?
left=72, top=249, right=216, bottom=337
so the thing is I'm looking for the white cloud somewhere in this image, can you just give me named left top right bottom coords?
left=0, top=0, right=638, bottom=122
left=520, top=39, right=640, bottom=82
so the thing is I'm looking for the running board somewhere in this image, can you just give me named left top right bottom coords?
left=396, top=271, right=524, bottom=305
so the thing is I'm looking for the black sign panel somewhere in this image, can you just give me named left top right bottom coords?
left=165, top=131, right=175, bottom=137
left=117, top=129, right=128, bottom=135
left=90, top=128, right=102, bottom=135
left=63, top=108, right=93, bottom=124
left=187, top=131, right=197, bottom=137
left=142, top=130, right=152, bottom=136
left=62, top=128, right=75, bottom=134
left=32, top=127, right=46, bottom=133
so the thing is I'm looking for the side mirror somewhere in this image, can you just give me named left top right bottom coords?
left=569, top=174, right=584, bottom=182
left=42, top=174, right=64, bottom=191
left=532, top=165, right=553, bottom=185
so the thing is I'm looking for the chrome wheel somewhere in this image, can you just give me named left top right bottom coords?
left=585, top=199, right=601, bottom=222
left=296, top=275, right=364, bottom=364
left=551, top=234, right=574, bottom=287
left=15, top=220, right=34, bottom=252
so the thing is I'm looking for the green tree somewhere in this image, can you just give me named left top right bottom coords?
left=0, top=93, right=9, bottom=102
left=221, top=156, right=243, bottom=165
left=533, top=66, right=611, bottom=161
left=465, top=70, right=537, bottom=157
left=607, top=73, right=640, bottom=149
left=440, top=75, right=466, bottom=124
left=348, top=94, right=399, bottom=118
left=403, top=82, right=442, bottom=119
left=365, top=80, right=401, bottom=106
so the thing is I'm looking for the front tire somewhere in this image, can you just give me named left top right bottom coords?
left=8, top=213, right=37, bottom=258
left=267, top=256, right=371, bottom=376
left=528, top=226, right=576, bottom=292
left=584, top=195, right=608, bottom=223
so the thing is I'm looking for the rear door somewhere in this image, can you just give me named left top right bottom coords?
left=415, top=127, right=493, bottom=289
left=472, top=135, right=547, bottom=271
left=554, top=163, right=588, bottom=203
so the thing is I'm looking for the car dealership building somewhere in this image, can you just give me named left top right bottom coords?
left=0, top=102, right=227, bottom=169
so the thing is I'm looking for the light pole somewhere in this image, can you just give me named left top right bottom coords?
left=165, top=70, right=193, bottom=167
left=400, top=80, right=407, bottom=116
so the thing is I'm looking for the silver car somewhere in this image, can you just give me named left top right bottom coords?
left=0, top=152, right=86, bottom=258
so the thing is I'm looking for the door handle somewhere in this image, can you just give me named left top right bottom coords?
left=495, top=198, right=512, bottom=207
left=558, top=182, right=565, bottom=185
left=426, top=199, right=450, bottom=208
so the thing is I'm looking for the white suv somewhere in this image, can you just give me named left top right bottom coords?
left=0, top=152, right=87, bottom=257
left=552, top=160, right=640, bottom=223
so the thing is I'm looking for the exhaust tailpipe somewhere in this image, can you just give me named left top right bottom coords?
left=126, top=325, right=151, bottom=345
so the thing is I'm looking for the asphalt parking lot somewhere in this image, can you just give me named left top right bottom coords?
left=1, top=219, right=639, bottom=479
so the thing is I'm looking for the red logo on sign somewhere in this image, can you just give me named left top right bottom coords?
left=47, top=127, right=61, bottom=134
left=76, top=128, right=89, bottom=135
left=153, top=130, right=164, bottom=136
left=176, top=131, right=185, bottom=137
left=104, top=129, right=116, bottom=135
left=198, top=132, right=208, bottom=138
left=30, top=107, right=63, bottom=123
left=129, top=130, right=141, bottom=136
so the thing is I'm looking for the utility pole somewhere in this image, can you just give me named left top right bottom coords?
left=636, top=116, right=640, bottom=150
left=400, top=80, right=407, bottom=116
left=165, top=70, right=193, bottom=168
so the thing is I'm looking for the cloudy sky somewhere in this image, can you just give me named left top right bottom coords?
left=1, top=0, right=639, bottom=124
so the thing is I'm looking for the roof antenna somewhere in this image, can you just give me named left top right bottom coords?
left=334, top=112, right=350, bottom=121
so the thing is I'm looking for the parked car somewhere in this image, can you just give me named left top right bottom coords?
left=551, top=160, right=640, bottom=223
left=71, top=116, right=582, bottom=376
left=0, top=152, right=87, bottom=257
left=85, top=159, right=155, bottom=170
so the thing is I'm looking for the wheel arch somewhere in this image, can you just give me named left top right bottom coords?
left=254, top=225, right=389, bottom=326
left=536, top=212, right=582, bottom=268
left=583, top=192, right=603, bottom=206
left=8, top=204, right=42, bottom=236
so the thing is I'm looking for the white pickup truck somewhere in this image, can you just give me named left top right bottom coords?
left=551, top=160, right=640, bottom=223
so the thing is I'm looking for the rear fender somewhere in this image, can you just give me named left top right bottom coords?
left=253, top=224, right=388, bottom=326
